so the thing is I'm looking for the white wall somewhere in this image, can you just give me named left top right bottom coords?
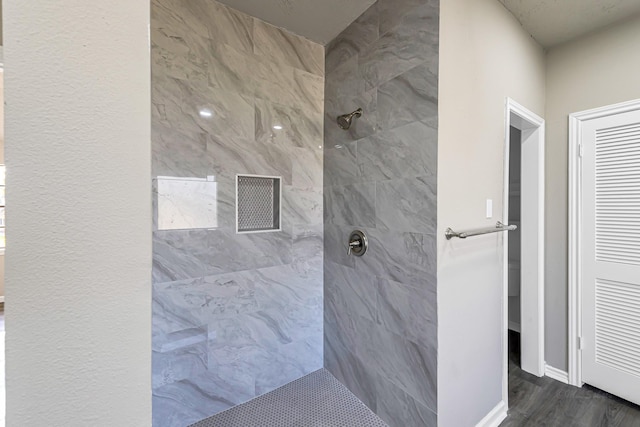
left=438, top=0, right=545, bottom=425
left=544, top=13, right=640, bottom=371
left=4, top=1, right=151, bottom=426
left=0, top=69, right=5, bottom=299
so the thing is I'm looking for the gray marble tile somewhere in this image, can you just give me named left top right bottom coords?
left=377, top=60, right=438, bottom=131
left=251, top=268, right=323, bottom=338
left=292, top=224, right=323, bottom=274
left=326, top=2, right=379, bottom=72
left=153, top=292, right=197, bottom=337
left=152, top=0, right=253, bottom=54
left=153, top=325, right=209, bottom=353
left=324, top=183, right=376, bottom=228
left=152, top=339, right=208, bottom=390
left=152, top=0, right=325, bottom=421
left=283, top=186, right=323, bottom=227
left=292, top=147, right=323, bottom=188
left=153, top=272, right=259, bottom=335
left=206, top=135, right=292, bottom=185
left=357, top=121, right=437, bottom=181
left=292, top=68, right=325, bottom=114
left=374, top=373, right=437, bottom=427
left=323, top=224, right=356, bottom=269
left=359, top=2, right=439, bottom=91
left=152, top=41, right=210, bottom=86
left=153, top=228, right=293, bottom=282
left=354, top=228, right=436, bottom=289
left=204, top=1, right=254, bottom=54
left=252, top=61, right=324, bottom=114
left=255, top=336, right=323, bottom=395
left=151, top=0, right=212, bottom=60
left=325, top=87, right=378, bottom=145
left=375, top=176, right=436, bottom=234
left=152, top=370, right=255, bottom=427
left=378, top=0, right=439, bottom=37
left=255, top=99, right=323, bottom=151
left=152, top=122, right=210, bottom=178
left=253, top=19, right=324, bottom=77
left=153, top=229, right=210, bottom=283
left=377, top=277, right=436, bottom=346
left=324, top=326, right=378, bottom=412
left=354, top=315, right=437, bottom=411
left=324, top=295, right=357, bottom=353
left=207, top=314, right=321, bottom=395
left=325, top=261, right=378, bottom=324
left=152, top=74, right=255, bottom=141
left=323, top=142, right=360, bottom=187
left=205, top=41, right=256, bottom=97
left=255, top=263, right=323, bottom=299
left=208, top=229, right=294, bottom=275
left=250, top=58, right=297, bottom=106
left=325, top=55, right=376, bottom=144
left=325, top=54, right=363, bottom=100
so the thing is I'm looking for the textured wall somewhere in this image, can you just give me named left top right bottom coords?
left=323, top=1, right=439, bottom=426
left=150, top=0, right=325, bottom=425
left=438, top=0, right=545, bottom=425
left=4, top=1, right=151, bottom=425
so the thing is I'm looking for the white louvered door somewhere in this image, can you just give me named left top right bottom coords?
left=582, top=109, right=640, bottom=405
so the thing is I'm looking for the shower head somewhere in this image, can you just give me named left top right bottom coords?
left=337, top=108, right=363, bottom=130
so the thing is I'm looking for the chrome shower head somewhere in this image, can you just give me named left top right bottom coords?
left=337, top=108, right=363, bottom=130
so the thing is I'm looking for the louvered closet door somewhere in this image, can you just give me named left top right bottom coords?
left=582, top=108, right=640, bottom=405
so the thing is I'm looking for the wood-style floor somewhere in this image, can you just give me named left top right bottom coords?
left=501, top=331, right=640, bottom=426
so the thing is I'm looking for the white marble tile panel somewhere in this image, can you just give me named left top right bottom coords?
left=157, top=176, right=220, bottom=230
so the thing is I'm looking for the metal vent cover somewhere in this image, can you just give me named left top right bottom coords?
left=236, top=175, right=281, bottom=233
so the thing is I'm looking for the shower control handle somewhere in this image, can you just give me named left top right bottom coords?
left=347, top=230, right=368, bottom=257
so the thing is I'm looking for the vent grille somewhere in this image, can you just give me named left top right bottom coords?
left=595, top=123, right=640, bottom=266
left=189, top=369, right=388, bottom=427
left=595, top=278, right=640, bottom=378
left=237, top=175, right=280, bottom=233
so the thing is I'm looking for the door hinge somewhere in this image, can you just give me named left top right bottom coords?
left=579, top=336, right=585, bottom=350
left=578, top=144, right=584, bottom=158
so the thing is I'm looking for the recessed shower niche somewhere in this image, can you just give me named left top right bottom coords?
left=236, top=174, right=281, bottom=233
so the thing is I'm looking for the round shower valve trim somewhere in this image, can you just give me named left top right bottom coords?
left=347, top=230, right=368, bottom=257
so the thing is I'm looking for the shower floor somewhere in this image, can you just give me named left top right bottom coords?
left=189, top=369, right=388, bottom=427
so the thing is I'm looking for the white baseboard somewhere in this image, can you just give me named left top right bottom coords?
left=475, top=400, right=507, bottom=427
left=545, top=364, right=569, bottom=384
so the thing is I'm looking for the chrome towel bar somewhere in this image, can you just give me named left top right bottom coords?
left=445, top=221, right=517, bottom=240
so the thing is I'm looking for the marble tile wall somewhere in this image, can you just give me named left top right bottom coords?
left=323, top=0, right=439, bottom=426
left=150, top=0, right=324, bottom=425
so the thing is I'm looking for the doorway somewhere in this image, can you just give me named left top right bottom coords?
left=502, top=98, right=545, bottom=403
left=569, top=99, right=640, bottom=405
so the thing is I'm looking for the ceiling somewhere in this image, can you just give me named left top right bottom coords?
left=219, top=0, right=640, bottom=49
left=499, top=0, right=640, bottom=48
left=217, top=0, right=375, bottom=45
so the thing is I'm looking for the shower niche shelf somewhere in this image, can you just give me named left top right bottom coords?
left=236, top=174, right=281, bottom=234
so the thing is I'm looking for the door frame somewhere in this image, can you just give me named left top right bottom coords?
left=568, top=98, right=640, bottom=387
left=502, top=98, right=546, bottom=403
